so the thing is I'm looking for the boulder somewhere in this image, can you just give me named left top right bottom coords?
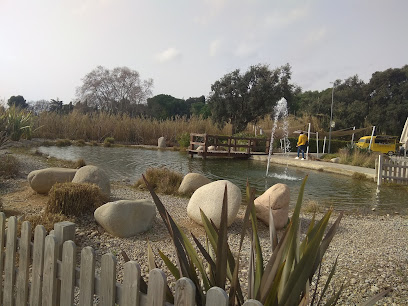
left=94, top=200, right=156, bottom=238
left=72, top=165, right=110, bottom=197
left=331, top=157, right=340, bottom=163
left=158, top=136, right=166, bottom=148
left=187, top=180, right=241, bottom=227
left=28, top=168, right=77, bottom=194
left=178, top=173, right=211, bottom=195
left=196, top=145, right=203, bottom=151
left=208, top=145, right=216, bottom=151
left=254, top=183, right=290, bottom=230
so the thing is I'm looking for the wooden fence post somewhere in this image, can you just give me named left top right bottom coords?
left=79, top=246, right=96, bottom=306
left=100, top=253, right=117, bottom=306
left=122, top=261, right=141, bottom=306
left=3, top=216, right=17, bottom=306
left=147, top=268, right=167, bottom=306
left=0, top=213, right=5, bottom=304
left=16, top=221, right=31, bottom=305
left=206, top=287, right=228, bottom=306
left=30, top=225, right=47, bottom=305
left=60, top=241, right=76, bottom=306
left=42, top=235, right=58, bottom=306
left=377, top=154, right=383, bottom=186
left=175, top=277, right=196, bottom=306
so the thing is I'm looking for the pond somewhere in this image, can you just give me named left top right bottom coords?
left=36, top=145, right=408, bottom=215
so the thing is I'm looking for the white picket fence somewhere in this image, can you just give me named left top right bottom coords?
left=376, top=155, right=408, bottom=186
left=0, top=213, right=262, bottom=306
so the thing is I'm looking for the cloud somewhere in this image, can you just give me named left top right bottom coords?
left=156, top=47, right=182, bottom=63
left=209, top=39, right=222, bottom=56
left=264, top=6, right=309, bottom=29
left=234, top=41, right=260, bottom=58
left=304, top=27, right=328, bottom=44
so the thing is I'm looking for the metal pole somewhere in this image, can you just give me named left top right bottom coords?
left=368, top=126, right=376, bottom=151
left=316, top=132, right=319, bottom=159
left=328, top=82, right=335, bottom=153
left=351, top=126, right=355, bottom=147
left=306, top=123, right=311, bottom=160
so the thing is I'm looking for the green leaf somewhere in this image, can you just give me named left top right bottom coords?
left=147, top=240, right=157, bottom=271
left=317, top=256, right=339, bottom=305
left=358, top=288, right=392, bottom=306
left=215, top=184, right=229, bottom=289
left=158, top=249, right=180, bottom=279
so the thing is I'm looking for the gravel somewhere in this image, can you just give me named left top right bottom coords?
left=2, top=149, right=407, bottom=305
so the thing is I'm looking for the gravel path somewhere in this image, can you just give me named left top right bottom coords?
left=1, top=148, right=407, bottom=305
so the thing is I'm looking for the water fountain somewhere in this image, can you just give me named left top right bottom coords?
left=266, top=97, right=290, bottom=176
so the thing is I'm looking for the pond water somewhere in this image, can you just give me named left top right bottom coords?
left=36, top=146, right=407, bottom=214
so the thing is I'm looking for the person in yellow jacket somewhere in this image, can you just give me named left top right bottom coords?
left=295, top=131, right=308, bottom=160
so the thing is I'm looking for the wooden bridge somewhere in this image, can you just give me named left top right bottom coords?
left=187, top=133, right=269, bottom=159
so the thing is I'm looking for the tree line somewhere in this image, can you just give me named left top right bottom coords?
left=5, top=64, right=408, bottom=137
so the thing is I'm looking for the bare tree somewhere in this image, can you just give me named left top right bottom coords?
left=76, top=66, right=153, bottom=114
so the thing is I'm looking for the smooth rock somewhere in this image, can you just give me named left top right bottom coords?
left=158, top=136, right=166, bottom=148
left=27, top=167, right=77, bottom=194
left=208, top=145, right=216, bottom=151
left=254, top=183, right=290, bottom=230
left=178, top=173, right=211, bottom=195
left=94, top=199, right=156, bottom=238
left=196, top=145, right=203, bottom=151
left=72, top=165, right=110, bottom=197
left=187, top=180, right=241, bottom=227
left=331, top=157, right=340, bottom=163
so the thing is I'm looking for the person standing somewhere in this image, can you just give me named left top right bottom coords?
left=295, top=131, right=308, bottom=160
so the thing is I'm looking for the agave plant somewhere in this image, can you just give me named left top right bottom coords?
left=2, top=105, right=33, bottom=141
left=141, top=175, right=389, bottom=305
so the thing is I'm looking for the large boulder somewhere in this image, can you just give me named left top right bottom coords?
left=178, top=173, right=211, bottom=195
left=72, top=165, right=110, bottom=197
left=158, top=137, right=166, bottom=148
left=28, top=168, right=77, bottom=194
left=254, top=183, right=290, bottom=230
left=187, top=180, right=241, bottom=227
left=94, top=200, right=156, bottom=238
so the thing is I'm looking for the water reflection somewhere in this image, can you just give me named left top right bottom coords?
left=36, top=146, right=407, bottom=214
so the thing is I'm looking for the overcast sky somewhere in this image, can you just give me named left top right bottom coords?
left=1, top=0, right=407, bottom=104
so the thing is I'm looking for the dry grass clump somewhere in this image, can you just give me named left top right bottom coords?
left=352, top=172, right=368, bottom=180
left=0, top=154, right=19, bottom=178
left=22, top=212, right=74, bottom=234
left=74, top=158, right=86, bottom=169
left=338, top=147, right=377, bottom=169
left=46, top=182, right=108, bottom=217
left=134, top=167, right=183, bottom=195
left=56, top=139, right=72, bottom=147
left=302, top=199, right=322, bottom=213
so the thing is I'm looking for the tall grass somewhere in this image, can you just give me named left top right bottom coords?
left=32, top=111, right=232, bottom=145
left=338, top=146, right=378, bottom=168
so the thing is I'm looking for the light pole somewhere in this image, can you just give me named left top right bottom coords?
left=328, top=82, right=335, bottom=154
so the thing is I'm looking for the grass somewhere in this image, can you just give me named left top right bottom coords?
left=0, top=154, right=19, bottom=178
left=339, top=148, right=377, bottom=168
left=352, top=172, right=368, bottom=180
left=56, top=139, right=72, bottom=147
left=46, top=182, right=108, bottom=216
left=22, top=212, right=74, bottom=234
left=302, top=199, right=322, bottom=213
left=134, top=167, right=183, bottom=195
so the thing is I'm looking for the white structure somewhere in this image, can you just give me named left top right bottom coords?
left=400, top=117, right=408, bottom=157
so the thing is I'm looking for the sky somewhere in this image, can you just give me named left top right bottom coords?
left=1, top=0, right=408, bottom=105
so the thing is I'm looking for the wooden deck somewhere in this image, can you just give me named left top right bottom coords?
left=187, top=133, right=269, bottom=159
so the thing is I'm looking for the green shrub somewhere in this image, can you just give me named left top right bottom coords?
left=0, top=154, right=19, bottom=178
left=104, top=137, right=115, bottom=144
left=134, top=167, right=182, bottom=195
left=56, top=139, right=72, bottom=147
left=1, top=106, right=33, bottom=141
left=75, top=139, right=86, bottom=146
left=46, top=182, right=107, bottom=216
left=177, top=132, right=190, bottom=148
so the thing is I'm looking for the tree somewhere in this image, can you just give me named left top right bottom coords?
left=76, top=66, right=153, bottom=114
left=366, top=65, right=408, bottom=136
left=147, top=94, right=189, bottom=119
left=209, top=63, right=296, bottom=133
left=28, top=100, right=51, bottom=114
left=8, top=95, right=28, bottom=109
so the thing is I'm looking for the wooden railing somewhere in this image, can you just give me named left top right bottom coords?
left=0, top=213, right=263, bottom=306
left=376, top=155, right=408, bottom=186
left=188, top=133, right=269, bottom=158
